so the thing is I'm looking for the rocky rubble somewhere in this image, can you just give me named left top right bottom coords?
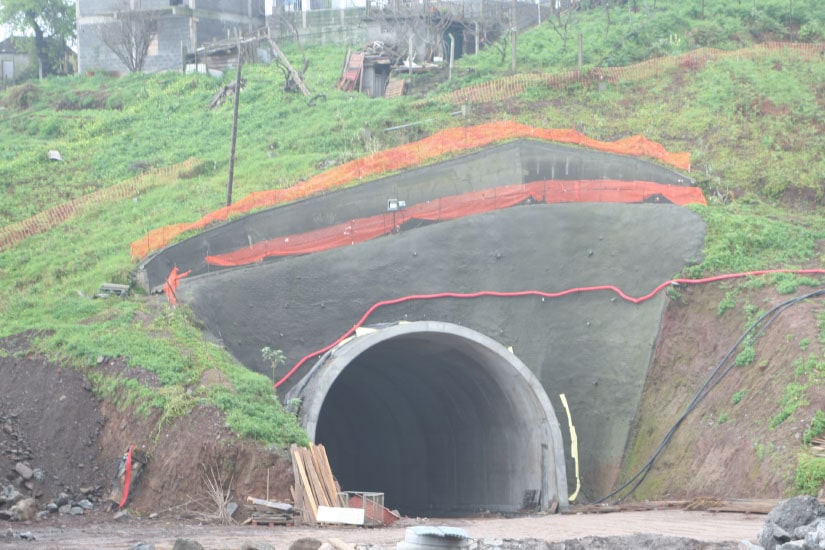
left=749, top=496, right=825, bottom=550
left=0, top=412, right=107, bottom=523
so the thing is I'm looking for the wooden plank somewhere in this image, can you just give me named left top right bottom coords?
left=290, top=445, right=306, bottom=524
left=266, top=38, right=310, bottom=96
left=312, top=444, right=339, bottom=505
left=292, top=445, right=318, bottom=522
left=317, top=444, right=341, bottom=497
left=303, top=447, right=332, bottom=508
left=328, top=538, right=357, bottom=550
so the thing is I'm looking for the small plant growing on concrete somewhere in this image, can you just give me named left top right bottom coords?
left=261, top=346, right=286, bottom=385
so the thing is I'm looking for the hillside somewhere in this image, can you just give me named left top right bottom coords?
left=1, top=0, right=825, bottom=518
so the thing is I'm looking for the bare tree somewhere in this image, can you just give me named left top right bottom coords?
left=547, top=0, right=579, bottom=51
left=95, top=0, right=159, bottom=73
left=374, top=1, right=455, bottom=64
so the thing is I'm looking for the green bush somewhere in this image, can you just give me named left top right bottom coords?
left=803, top=410, right=825, bottom=445
left=795, top=454, right=825, bottom=495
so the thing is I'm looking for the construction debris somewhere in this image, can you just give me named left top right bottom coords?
left=290, top=443, right=342, bottom=524
left=244, top=496, right=297, bottom=525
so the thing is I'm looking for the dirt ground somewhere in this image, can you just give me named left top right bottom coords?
left=5, top=509, right=764, bottom=549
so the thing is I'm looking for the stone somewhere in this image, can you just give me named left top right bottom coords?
left=241, top=543, right=275, bottom=550
left=36, top=510, right=50, bottom=520
left=289, top=538, right=323, bottom=550
left=737, top=541, right=764, bottom=550
left=172, top=539, right=205, bottom=550
left=19, top=531, right=35, bottom=541
left=78, top=499, right=94, bottom=510
left=10, top=498, right=37, bottom=522
left=758, top=522, right=791, bottom=550
left=58, top=504, right=71, bottom=515
left=56, top=492, right=70, bottom=506
left=31, top=469, right=44, bottom=481
left=224, top=501, right=238, bottom=518
left=46, top=502, right=58, bottom=512
left=14, top=463, right=33, bottom=480
left=69, top=506, right=85, bottom=515
left=130, top=543, right=156, bottom=550
left=113, top=510, right=131, bottom=521
left=776, top=542, right=805, bottom=549
left=766, top=496, right=825, bottom=532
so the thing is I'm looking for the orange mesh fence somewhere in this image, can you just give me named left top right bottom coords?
left=164, top=266, right=191, bottom=306
left=446, top=42, right=825, bottom=105
left=131, top=123, right=691, bottom=259
left=0, top=158, right=198, bottom=253
left=205, top=179, right=706, bottom=268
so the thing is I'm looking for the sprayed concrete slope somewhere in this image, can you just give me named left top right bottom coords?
left=175, top=202, right=705, bottom=508
left=138, top=139, right=692, bottom=291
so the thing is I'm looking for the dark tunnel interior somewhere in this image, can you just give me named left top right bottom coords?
left=314, top=332, right=555, bottom=516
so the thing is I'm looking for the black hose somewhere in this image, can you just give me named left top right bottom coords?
left=595, top=287, right=825, bottom=504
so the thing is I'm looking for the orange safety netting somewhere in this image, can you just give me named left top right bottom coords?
left=164, top=266, right=191, bottom=305
left=131, top=122, right=691, bottom=260
left=205, top=179, right=706, bottom=268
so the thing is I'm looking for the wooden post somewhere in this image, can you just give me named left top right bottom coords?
left=226, top=40, right=242, bottom=207
left=578, top=32, right=583, bottom=72
left=448, top=33, right=455, bottom=81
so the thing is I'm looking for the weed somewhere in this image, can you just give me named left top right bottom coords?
left=803, top=410, right=825, bottom=445
left=731, top=390, right=747, bottom=405
left=735, top=346, right=756, bottom=367
left=718, top=412, right=730, bottom=424
left=794, top=454, right=825, bottom=495
left=717, top=291, right=737, bottom=316
left=799, top=338, right=810, bottom=351
left=770, top=382, right=809, bottom=429
left=755, top=443, right=765, bottom=461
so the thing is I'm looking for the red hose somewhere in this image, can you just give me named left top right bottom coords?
left=274, top=268, right=825, bottom=388
left=118, top=445, right=134, bottom=509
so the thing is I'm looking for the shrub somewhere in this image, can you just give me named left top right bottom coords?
left=795, top=454, right=825, bottom=495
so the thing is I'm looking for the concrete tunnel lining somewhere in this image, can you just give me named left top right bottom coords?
left=296, top=321, right=568, bottom=516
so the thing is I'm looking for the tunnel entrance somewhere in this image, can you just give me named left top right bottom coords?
left=295, top=321, right=568, bottom=517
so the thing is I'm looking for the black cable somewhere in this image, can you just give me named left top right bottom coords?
left=594, top=286, right=825, bottom=504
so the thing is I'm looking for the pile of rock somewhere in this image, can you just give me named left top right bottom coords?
left=0, top=460, right=105, bottom=522
left=746, top=495, right=825, bottom=550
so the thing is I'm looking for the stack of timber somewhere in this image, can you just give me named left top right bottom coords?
left=812, top=437, right=825, bottom=457
left=291, top=443, right=342, bottom=524
left=244, top=497, right=296, bottom=526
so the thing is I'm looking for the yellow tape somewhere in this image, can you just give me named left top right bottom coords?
left=560, top=393, right=581, bottom=502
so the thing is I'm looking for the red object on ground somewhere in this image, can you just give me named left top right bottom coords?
left=348, top=493, right=400, bottom=526
left=119, top=445, right=134, bottom=510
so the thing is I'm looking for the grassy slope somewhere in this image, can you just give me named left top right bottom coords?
left=1, top=0, right=824, bottom=494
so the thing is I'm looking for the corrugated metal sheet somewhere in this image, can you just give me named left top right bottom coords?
left=407, top=526, right=471, bottom=539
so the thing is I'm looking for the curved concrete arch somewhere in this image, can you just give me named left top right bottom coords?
left=295, top=321, right=569, bottom=515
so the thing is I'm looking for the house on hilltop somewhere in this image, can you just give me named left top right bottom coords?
left=76, top=0, right=378, bottom=75
left=0, top=37, right=30, bottom=82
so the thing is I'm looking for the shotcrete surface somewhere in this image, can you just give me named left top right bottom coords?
left=177, top=202, right=707, bottom=500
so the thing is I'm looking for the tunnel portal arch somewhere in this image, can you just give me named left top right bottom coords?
left=295, top=321, right=568, bottom=516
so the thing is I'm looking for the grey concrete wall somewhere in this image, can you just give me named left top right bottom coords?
left=139, top=139, right=694, bottom=291
left=176, top=202, right=706, bottom=501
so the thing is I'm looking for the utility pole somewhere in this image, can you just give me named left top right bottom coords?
left=227, top=39, right=243, bottom=207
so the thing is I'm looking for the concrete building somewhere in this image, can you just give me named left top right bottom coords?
left=76, top=0, right=267, bottom=74
left=0, top=37, right=32, bottom=82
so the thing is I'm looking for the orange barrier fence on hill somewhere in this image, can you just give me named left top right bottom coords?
left=131, top=122, right=691, bottom=259
left=205, top=179, right=706, bottom=268
left=0, top=158, right=198, bottom=253
left=446, top=42, right=825, bottom=105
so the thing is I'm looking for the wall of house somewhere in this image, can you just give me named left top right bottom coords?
left=268, top=9, right=369, bottom=46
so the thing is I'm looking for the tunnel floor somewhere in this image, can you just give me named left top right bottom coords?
left=302, top=322, right=567, bottom=516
